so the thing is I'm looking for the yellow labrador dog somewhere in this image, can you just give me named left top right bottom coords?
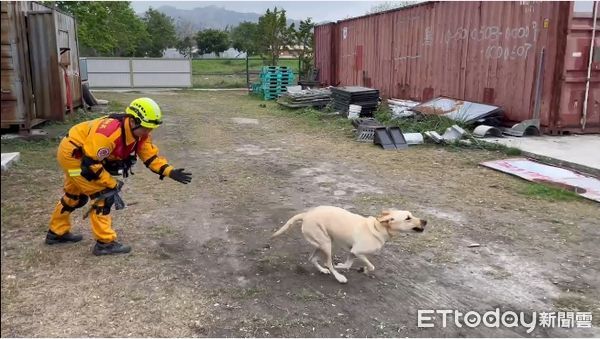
left=271, top=206, right=427, bottom=283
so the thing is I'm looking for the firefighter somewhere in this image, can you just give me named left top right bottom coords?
left=46, top=97, right=192, bottom=255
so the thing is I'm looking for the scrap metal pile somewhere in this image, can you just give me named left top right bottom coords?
left=331, top=86, right=380, bottom=117
left=276, top=88, right=332, bottom=108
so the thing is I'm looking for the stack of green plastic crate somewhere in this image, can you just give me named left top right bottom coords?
left=259, top=66, right=295, bottom=100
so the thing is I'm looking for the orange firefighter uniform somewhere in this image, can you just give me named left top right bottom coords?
left=49, top=115, right=174, bottom=243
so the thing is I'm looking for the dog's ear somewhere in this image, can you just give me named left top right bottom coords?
left=376, top=211, right=394, bottom=224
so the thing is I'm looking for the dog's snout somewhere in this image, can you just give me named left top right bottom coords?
left=412, top=226, right=424, bottom=233
left=421, top=219, right=427, bottom=227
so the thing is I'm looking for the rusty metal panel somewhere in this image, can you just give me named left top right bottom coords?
left=316, top=1, right=600, bottom=133
left=28, top=11, right=64, bottom=121
left=53, top=9, right=82, bottom=109
left=0, top=1, right=29, bottom=128
left=550, top=2, right=600, bottom=134
left=314, top=24, right=334, bottom=85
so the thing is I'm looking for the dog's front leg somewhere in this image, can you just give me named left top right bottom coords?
left=334, top=254, right=355, bottom=270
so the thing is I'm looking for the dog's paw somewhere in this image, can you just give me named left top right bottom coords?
left=319, top=268, right=331, bottom=275
left=336, top=275, right=348, bottom=284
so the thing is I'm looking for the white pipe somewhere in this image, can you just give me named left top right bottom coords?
left=582, top=1, right=598, bottom=130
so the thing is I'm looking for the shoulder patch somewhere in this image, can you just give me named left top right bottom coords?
left=97, top=147, right=111, bottom=160
left=95, top=119, right=120, bottom=137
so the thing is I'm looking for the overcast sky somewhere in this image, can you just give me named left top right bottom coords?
left=130, top=1, right=393, bottom=23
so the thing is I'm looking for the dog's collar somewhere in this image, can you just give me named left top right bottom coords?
left=370, top=218, right=391, bottom=244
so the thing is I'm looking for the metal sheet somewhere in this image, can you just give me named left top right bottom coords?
left=132, top=59, right=190, bottom=73
left=53, top=9, right=82, bottom=108
left=79, top=58, right=88, bottom=81
left=86, top=58, right=192, bottom=88
left=0, top=1, right=30, bottom=128
left=480, top=158, right=600, bottom=202
left=413, top=96, right=503, bottom=123
left=88, top=73, right=131, bottom=88
left=550, top=4, right=600, bottom=134
left=28, top=11, right=63, bottom=121
left=314, top=24, right=334, bottom=85
left=133, top=73, right=191, bottom=87
left=315, top=1, right=600, bottom=134
left=87, top=59, right=130, bottom=73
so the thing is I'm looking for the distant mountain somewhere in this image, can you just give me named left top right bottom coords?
left=151, top=5, right=300, bottom=35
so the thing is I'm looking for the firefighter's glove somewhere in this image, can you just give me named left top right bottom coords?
left=103, top=191, right=125, bottom=214
left=169, top=168, right=192, bottom=184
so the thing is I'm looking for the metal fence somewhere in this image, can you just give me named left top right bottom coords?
left=82, top=58, right=192, bottom=88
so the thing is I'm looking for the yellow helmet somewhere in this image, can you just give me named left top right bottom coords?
left=125, top=97, right=163, bottom=129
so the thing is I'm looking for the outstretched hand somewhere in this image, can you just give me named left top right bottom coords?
left=169, top=168, right=192, bottom=184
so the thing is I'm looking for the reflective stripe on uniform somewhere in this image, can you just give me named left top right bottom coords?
left=68, top=169, right=82, bottom=177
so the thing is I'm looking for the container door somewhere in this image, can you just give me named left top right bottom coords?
left=555, top=1, right=599, bottom=133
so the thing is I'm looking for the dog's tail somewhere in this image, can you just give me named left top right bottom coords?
left=271, top=213, right=306, bottom=238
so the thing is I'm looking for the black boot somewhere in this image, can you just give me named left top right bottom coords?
left=45, top=230, right=83, bottom=245
left=92, top=241, right=131, bottom=256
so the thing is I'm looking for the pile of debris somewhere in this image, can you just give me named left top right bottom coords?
left=412, top=96, right=504, bottom=126
left=331, top=86, right=380, bottom=117
left=387, top=99, right=420, bottom=119
left=352, top=118, right=424, bottom=150
left=276, top=87, right=332, bottom=108
left=392, top=96, right=540, bottom=139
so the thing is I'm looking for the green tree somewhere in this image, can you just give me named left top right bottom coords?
left=294, top=18, right=315, bottom=78
left=256, top=7, right=295, bottom=65
left=175, top=36, right=195, bottom=58
left=366, top=1, right=418, bottom=14
left=230, top=21, right=259, bottom=56
left=137, top=8, right=177, bottom=57
left=52, top=1, right=148, bottom=57
left=195, top=29, right=230, bottom=56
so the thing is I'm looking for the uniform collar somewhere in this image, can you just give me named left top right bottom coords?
left=124, top=117, right=138, bottom=145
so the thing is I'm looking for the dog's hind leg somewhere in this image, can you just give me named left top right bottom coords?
left=308, top=248, right=330, bottom=274
left=334, top=254, right=355, bottom=270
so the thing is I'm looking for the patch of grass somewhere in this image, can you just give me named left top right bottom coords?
left=295, top=288, right=321, bottom=301
left=192, top=58, right=299, bottom=75
left=553, top=294, right=600, bottom=326
left=484, top=266, right=513, bottom=279
left=0, top=138, right=57, bottom=169
left=274, top=106, right=355, bottom=136
left=228, top=287, right=267, bottom=300
left=449, top=138, right=523, bottom=156
left=150, top=225, right=175, bottom=237
left=374, top=105, right=525, bottom=156
left=551, top=224, right=582, bottom=243
left=257, top=254, right=287, bottom=267
left=519, top=183, right=581, bottom=202
left=192, top=74, right=249, bottom=88
left=374, top=105, right=468, bottom=134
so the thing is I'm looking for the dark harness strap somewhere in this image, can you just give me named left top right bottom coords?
left=60, top=194, right=89, bottom=213
left=107, top=114, right=138, bottom=178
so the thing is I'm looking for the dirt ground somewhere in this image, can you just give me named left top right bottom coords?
left=2, top=90, right=599, bottom=337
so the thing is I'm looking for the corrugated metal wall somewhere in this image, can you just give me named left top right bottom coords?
left=315, top=1, right=600, bottom=134
left=1, top=1, right=33, bottom=129
left=54, top=9, right=82, bottom=108
left=28, top=10, right=63, bottom=122
left=553, top=2, right=599, bottom=133
left=314, top=23, right=335, bottom=86
left=86, top=58, right=192, bottom=88
left=1, top=1, right=81, bottom=130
